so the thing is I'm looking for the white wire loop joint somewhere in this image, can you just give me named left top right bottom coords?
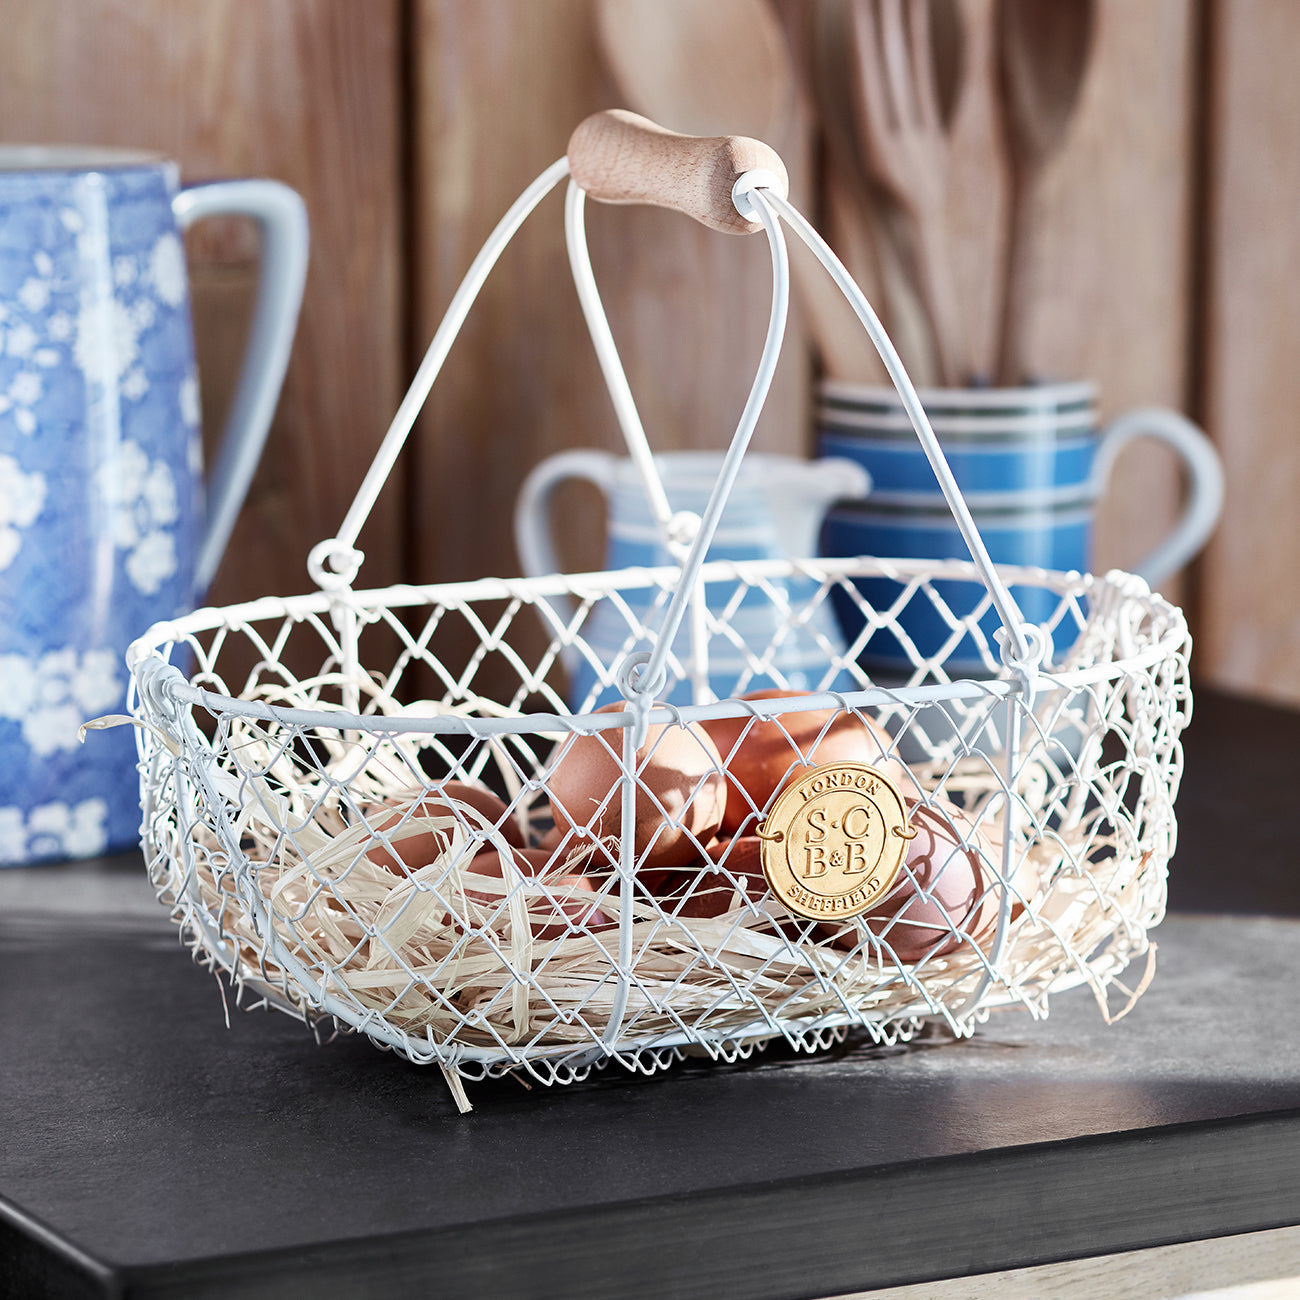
left=308, top=538, right=365, bottom=592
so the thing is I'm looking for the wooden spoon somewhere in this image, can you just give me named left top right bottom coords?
left=992, top=0, right=1096, bottom=386
left=596, top=0, right=795, bottom=144
left=595, top=0, right=875, bottom=380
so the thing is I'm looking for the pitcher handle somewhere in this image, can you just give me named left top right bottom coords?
left=173, top=179, right=309, bottom=595
left=1092, top=408, right=1224, bottom=586
left=514, top=449, right=617, bottom=580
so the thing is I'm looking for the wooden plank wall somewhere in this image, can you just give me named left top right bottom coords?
left=1, top=0, right=1296, bottom=704
left=407, top=0, right=810, bottom=690
left=1198, top=0, right=1300, bottom=702
left=916, top=0, right=1196, bottom=609
left=407, top=0, right=812, bottom=578
left=0, top=0, right=405, bottom=619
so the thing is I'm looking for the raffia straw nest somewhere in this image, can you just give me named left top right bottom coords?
left=159, top=675, right=1164, bottom=1063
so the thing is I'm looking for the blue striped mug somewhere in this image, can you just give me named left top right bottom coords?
left=815, top=380, right=1224, bottom=676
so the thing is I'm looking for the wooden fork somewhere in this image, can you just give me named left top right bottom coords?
left=846, top=0, right=968, bottom=386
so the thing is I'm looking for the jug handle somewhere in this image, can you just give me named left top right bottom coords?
left=1091, top=408, right=1224, bottom=586
left=514, top=450, right=617, bottom=582
left=173, top=180, right=310, bottom=595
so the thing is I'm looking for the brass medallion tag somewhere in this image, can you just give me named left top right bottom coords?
left=756, top=762, right=913, bottom=922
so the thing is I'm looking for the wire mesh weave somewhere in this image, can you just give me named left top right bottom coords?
left=127, top=553, right=1189, bottom=1094
left=124, top=131, right=1192, bottom=1105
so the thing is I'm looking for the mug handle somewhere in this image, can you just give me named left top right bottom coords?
left=1092, top=408, right=1225, bottom=586
left=514, top=449, right=617, bottom=579
left=172, top=179, right=310, bottom=595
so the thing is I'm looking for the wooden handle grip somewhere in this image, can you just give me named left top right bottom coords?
left=566, top=109, right=789, bottom=235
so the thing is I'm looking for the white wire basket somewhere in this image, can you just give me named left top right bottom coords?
left=123, top=112, right=1191, bottom=1112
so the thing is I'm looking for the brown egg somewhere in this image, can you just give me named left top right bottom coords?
left=535, top=823, right=567, bottom=855
left=700, top=688, right=912, bottom=837
left=966, top=820, right=1041, bottom=936
left=547, top=703, right=726, bottom=870
left=845, top=799, right=994, bottom=962
left=646, top=836, right=771, bottom=918
left=1009, top=855, right=1042, bottom=921
left=820, top=803, right=1046, bottom=960
left=459, top=846, right=612, bottom=940
left=365, top=780, right=523, bottom=874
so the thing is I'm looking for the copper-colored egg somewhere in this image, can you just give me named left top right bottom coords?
left=647, top=835, right=772, bottom=918
left=826, top=805, right=1044, bottom=958
left=966, top=820, right=1042, bottom=937
left=365, top=780, right=523, bottom=873
left=535, top=823, right=567, bottom=855
left=700, top=688, right=912, bottom=837
left=547, top=703, right=726, bottom=870
left=461, top=846, right=612, bottom=939
left=852, top=799, right=992, bottom=962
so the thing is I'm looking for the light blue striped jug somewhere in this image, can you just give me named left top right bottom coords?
left=514, top=449, right=870, bottom=708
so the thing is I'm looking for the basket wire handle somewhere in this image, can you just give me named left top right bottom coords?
left=319, top=107, right=1037, bottom=681
left=307, top=155, right=574, bottom=591
left=748, top=187, right=1037, bottom=672
left=562, top=183, right=676, bottom=558
left=564, top=174, right=791, bottom=718
left=563, top=112, right=1038, bottom=687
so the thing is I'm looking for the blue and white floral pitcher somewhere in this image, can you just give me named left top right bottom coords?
left=0, top=147, right=307, bottom=864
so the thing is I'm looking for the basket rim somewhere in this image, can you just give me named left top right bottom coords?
left=129, top=553, right=1101, bottom=650
left=125, top=559, right=1185, bottom=738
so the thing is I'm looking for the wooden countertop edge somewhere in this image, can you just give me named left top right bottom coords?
left=6, top=1107, right=1299, bottom=1300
